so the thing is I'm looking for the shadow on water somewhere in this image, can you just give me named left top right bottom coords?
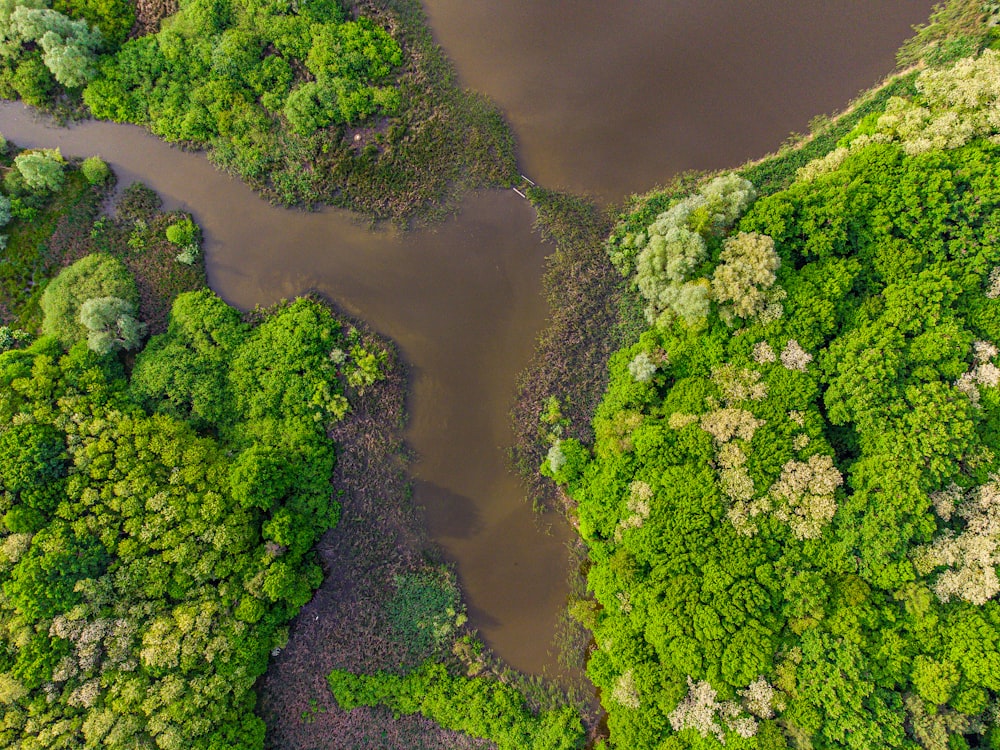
left=413, top=480, right=484, bottom=540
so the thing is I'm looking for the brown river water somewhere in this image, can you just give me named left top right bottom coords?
left=0, top=1, right=931, bottom=676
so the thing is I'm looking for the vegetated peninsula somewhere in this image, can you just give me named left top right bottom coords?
left=0, top=145, right=496, bottom=749
left=0, top=0, right=516, bottom=220
left=0, top=141, right=584, bottom=750
left=521, top=5, right=1000, bottom=750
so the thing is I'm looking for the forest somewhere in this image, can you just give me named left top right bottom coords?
left=8, top=1, right=1000, bottom=750
left=531, top=25, right=1000, bottom=750
left=0, top=0, right=516, bottom=218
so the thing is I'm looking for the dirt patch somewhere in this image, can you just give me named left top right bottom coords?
left=130, top=0, right=178, bottom=37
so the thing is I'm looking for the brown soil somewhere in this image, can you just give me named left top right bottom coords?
left=130, top=0, right=178, bottom=37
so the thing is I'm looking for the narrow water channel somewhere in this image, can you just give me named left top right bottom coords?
left=0, top=104, right=573, bottom=675
left=0, top=0, right=934, bottom=678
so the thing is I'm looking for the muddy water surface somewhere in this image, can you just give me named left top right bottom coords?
left=0, top=0, right=934, bottom=678
left=422, top=0, right=935, bottom=202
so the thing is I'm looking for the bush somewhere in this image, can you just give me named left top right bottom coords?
left=165, top=217, right=198, bottom=246
left=541, top=437, right=589, bottom=486
left=40, top=253, right=138, bottom=347
left=11, top=54, right=55, bottom=107
left=79, top=155, right=111, bottom=184
left=329, top=662, right=586, bottom=750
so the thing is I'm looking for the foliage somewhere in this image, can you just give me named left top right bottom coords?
left=0, top=3, right=103, bottom=88
left=0, top=2, right=103, bottom=89
left=2, top=0, right=515, bottom=220
left=52, top=0, right=133, bottom=47
left=623, top=174, right=756, bottom=329
left=712, top=232, right=782, bottom=323
left=797, top=49, right=1000, bottom=182
left=0, top=282, right=382, bottom=749
left=39, top=252, right=137, bottom=347
left=896, top=0, right=997, bottom=68
left=552, top=48, right=1000, bottom=750
left=79, top=155, right=109, bottom=184
left=77, top=294, right=146, bottom=353
left=328, top=662, right=586, bottom=750
left=13, top=148, right=64, bottom=192
left=386, top=567, right=466, bottom=659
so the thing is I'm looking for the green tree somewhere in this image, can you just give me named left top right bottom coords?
left=78, top=295, right=146, bottom=353
left=80, top=154, right=110, bottom=183
left=13, top=148, right=65, bottom=191
left=40, top=253, right=138, bottom=347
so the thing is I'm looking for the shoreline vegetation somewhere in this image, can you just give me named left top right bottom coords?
left=0, top=143, right=587, bottom=749
left=509, top=0, right=1000, bottom=524
left=511, top=2, right=1000, bottom=748
left=0, top=0, right=518, bottom=223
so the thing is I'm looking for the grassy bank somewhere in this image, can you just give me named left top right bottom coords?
left=322, top=0, right=518, bottom=223
left=0, top=0, right=517, bottom=224
left=510, top=189, right=617, bottom=515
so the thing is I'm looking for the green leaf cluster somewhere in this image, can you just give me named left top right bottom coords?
left=0, top=281, right=386, bottom=749
left=39, top=253, right=138, bottom=348
left=81, top=0, right=402, bottom=176
left=328, top=662, right=586, bottom=750
left=558, top=66, right=1000, bottom=749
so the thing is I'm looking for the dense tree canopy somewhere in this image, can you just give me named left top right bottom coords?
left=549, top=48, right=1000, bottom=750
left=0, top=285, right=389, bottom=749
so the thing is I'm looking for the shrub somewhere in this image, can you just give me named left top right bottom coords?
left=165, top=217, right=198, bottom=247
left=0, top=326, right=30, bottom=352
left=175, top=244, right=200, bottom=265
left=542, top=437, right=589, bottom=485
left=11, top=54, right=55, bottom=107
left=40, top=253, right=138, bottom=347
left=80, top=155, right=111, bottom=184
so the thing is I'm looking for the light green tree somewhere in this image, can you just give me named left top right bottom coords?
left=78, top=295, right=146, bottom=354
left=13, top=148, right=64, bottom=191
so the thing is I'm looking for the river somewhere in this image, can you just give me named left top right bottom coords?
left=0, top=0, right=933, bottom=677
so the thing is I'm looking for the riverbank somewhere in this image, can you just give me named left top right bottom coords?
left=0, top=147, right=525, bottom=747
left=327, top=0, right=518, bottom=222
left=255, top=313, right=488, bottom=749
left=512, top=4, right=1000, bottom=747
left=0, top=0, right=516, bottom=224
